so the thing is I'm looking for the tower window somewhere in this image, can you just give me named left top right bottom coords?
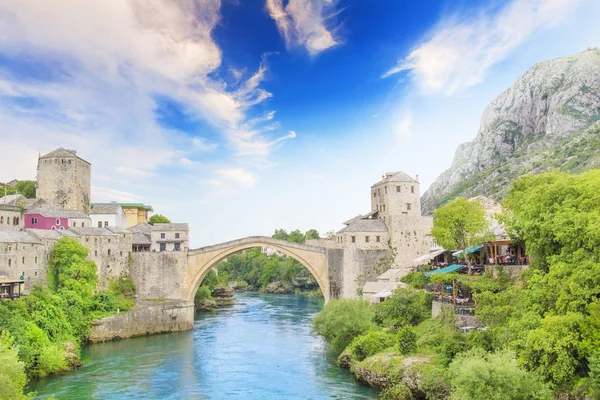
left=365, top=236, right=370, bottom=243
left=351, top=236, right=356, bottom=243
left=411, top=186, right=414, bottom=193
left=384, top=186, right=387, bottom=194
left=376, top=236, right=381, bottom=242
left=373, top=192, right=376, bottom=198
left=407, top=203, right=412, bottom=210
left=396, top=186, right=401, bottom=192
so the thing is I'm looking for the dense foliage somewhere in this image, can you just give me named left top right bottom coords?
left=0, top=332, right=31, bottom=400
left=0, top=180, right=36, bottom=199
left=148, top=214, right=171, bottom=225
left=0, top=238, right=135, bottom=397
left=313, top=170, right=600, bottom=399
left=431, top=197, right=492, bottom=251
left=211, top=229, right=323, bottom=294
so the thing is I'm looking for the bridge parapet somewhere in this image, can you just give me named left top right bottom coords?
left=189, top=236, right=327, bottom=255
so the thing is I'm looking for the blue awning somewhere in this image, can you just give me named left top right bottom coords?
left=452, top=244, right=484, bottom=257
left=425, top=264, right=466, bottom=276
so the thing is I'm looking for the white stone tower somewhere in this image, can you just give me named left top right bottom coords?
left=371, top=172, right=432, bottom=268
left=36, top=148, right=91, bottom=213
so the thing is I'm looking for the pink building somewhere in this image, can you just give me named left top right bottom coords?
left=24, top=204, right=90, bottom=231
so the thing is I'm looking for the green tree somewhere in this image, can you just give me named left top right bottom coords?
left=148, top=214, right=171, bottom=225
left=272, top=229, right=289, bottom=241
left=448, top=349, right=552, bottom=400
left=431, top=197, right=492, bottom=251
left=305, top=229, right=320, bottom=240
left=287, top=229, right=305, bottom=244
left=0, top=332, right=31, bottom=400
left=375, top=288, right=432, bottom=327
left=312, top=299, right=375, bottom=353
left=0, top=180, right=36, bottom=199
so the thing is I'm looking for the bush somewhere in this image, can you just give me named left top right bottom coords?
left=109, top=277, right=136, bottom=298
left=379, top=383, right=413, bottom=400
left=195, top=286, right=213, bottom=302
left=92, top=291, right=117, bottom=313
left=33, top=343, right=68, bottom=378
left=397, top=326, right=417, bottom=355
left=312, top=299, right=375, bottom=353
left=401, top=272, right=429, bottom=289
left=439, top=332, right=466, bottom=366
left=448, top=348, right=552, bottom=400
left=375, top=288, right=433, bottom=327
left=0, top=332, right=30, bottom=400
left=348, top=330, right=396, bottom=361
left=417, top=363, right=452, bottom=400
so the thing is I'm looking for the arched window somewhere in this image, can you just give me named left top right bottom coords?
left=0, top=216, right=3, bottom=223
left=22, top=257, right=25, bottom=264
left=81, top=222, right=85, bottom=227
left=108, top=249, right=111, bottom=256
left=8, top=259, right=11, bottom=267
left=94, top=250, right=97, bottom=256
left=60, top=226, right=64, bottom=230
left=56, top=218, right=60, bottom=225
left=51, top=226, right=56, bottom=230
left=15, top=217, right=19, bottom=225
left=35, top=257, right=37, bottom=263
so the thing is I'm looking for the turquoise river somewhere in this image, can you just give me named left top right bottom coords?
left=28, top=292, right=379, bottom=399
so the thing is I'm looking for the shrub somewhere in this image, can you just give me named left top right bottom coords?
left=348, top=330, right=396, bottom=361
left=379, top=383, right=413, bottom=400
left=33, top=343, right=68, bottom=378
left=109, top=277, right=136, bottom=298
left=401, top=272, right=429, bottom=289
left=0, top=332, right=30, bottom=400
left=195, top=286, right=213, bottom=302
left=375, top=288, right=433, bottom=327
left=92, top=291, right=117, bottom=313
left=448, top=348, right=552, bottom=400
left=439, top=332, right=466, bottom=366
left=397, top=326, right=417, bottom=355
left=312, top=299, right=375, bottom=353
left=417, top=363, right=452, bottom=400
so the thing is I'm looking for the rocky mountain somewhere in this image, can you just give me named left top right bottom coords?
left=422, top=48, right=600, bottom=214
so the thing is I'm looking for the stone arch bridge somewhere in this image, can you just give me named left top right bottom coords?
left=186, top=236, right=330, bottom=303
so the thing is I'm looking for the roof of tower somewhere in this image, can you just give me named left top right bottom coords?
left=372, top=171, right=418, bottom=186
left=40, top=148, right=90, bottom=164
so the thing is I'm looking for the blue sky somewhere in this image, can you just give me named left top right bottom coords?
left=0, top=0, right=599, bottom=246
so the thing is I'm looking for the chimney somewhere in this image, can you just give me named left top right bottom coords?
left=415, top=175, right=419, bottom=183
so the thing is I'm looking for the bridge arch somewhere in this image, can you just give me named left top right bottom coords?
left=185, top=236, right=329, bottom=304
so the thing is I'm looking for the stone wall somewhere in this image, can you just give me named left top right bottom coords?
left=325, top=248, right=344, bottom=299
left=89, top=301, right=194, bottom=342
left=339, top=248, right=391, bottom=299
left=0, top=205, right=22, bottom=231
left=129, top=252, right=188, bottom=300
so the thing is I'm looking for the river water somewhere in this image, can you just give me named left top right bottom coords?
left=29, top=292, right=378, bottom=399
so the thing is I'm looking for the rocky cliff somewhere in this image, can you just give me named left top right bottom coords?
left=422, top=49, right=600, bottom=214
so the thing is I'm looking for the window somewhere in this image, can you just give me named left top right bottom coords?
left=385, top=186, right=387, bottom=194
left=8, top=260, right=11, bottom=267
left=373, top=192, right=376, bottom=198
left=95, top=238, right=98, bottom=243
left=108, top=249, right=111, bottom=256
left=51, top=226, right=56, bottom=230
left=120, top=251, right=123, bottom=256
left=382, top=205, right=386, bottom=212
left=56, top=218, right=60, bottom=225
left=161, top=233, right=166, bottom=239
left=378, top=188, right=380, bottom=196
left=175, top=233, right=180, bottom=239
left=104, top=221, right=108, bottom=227
left=81, top=222, right=84, bottom=227
left=174, top=243, right=181, bottom=251
left=351, top=236, right=356, bottom=243
left=60, top=226, right=64, bottom=230
left=365, top=236, right=370, bottom=243
left=396, top=186, right=401, bottom=192
left=73, top=222, right=76, bottom=227
left=376, top=236, right=381, bottom=242
left=0, top=217, right=3, bottom=223
left=160, top=243, right=166, bottom=252
left=35, top=256, right=37, bottom=263
left=22, top=257, right=24, bottom=264
left=31, top=217, right=36, bottom=224
left=108, top=239, right=111, bottom=243
left=98, top=221, right=102, bottom=227
left=407, top=203, right=412, bottom=210
left=94, top=250, right=97, bottom=256
left=411, top=186, right=414, bottom=193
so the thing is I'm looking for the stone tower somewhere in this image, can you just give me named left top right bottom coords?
left=36, top=148, right=91, bottom=213
left=371, top=172, right=432, bottom=268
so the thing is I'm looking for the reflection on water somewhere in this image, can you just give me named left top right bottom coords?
left=29, top=292, right=378, bottom=400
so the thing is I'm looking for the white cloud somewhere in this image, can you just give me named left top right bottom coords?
left=92, top=186, right=143, bottom=203
left=217, top=168, right=258, bottom=188
left=396, top=112, right=413, bottom=140
left=383, top=0, right=584, bottom=94
left=265, top=0, right=342, bottom=55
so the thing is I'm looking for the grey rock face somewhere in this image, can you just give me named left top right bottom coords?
left=422, top=49, right=600, bottom=214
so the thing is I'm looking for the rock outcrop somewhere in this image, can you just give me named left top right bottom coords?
left=422, top=49, right=600, bottom=214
